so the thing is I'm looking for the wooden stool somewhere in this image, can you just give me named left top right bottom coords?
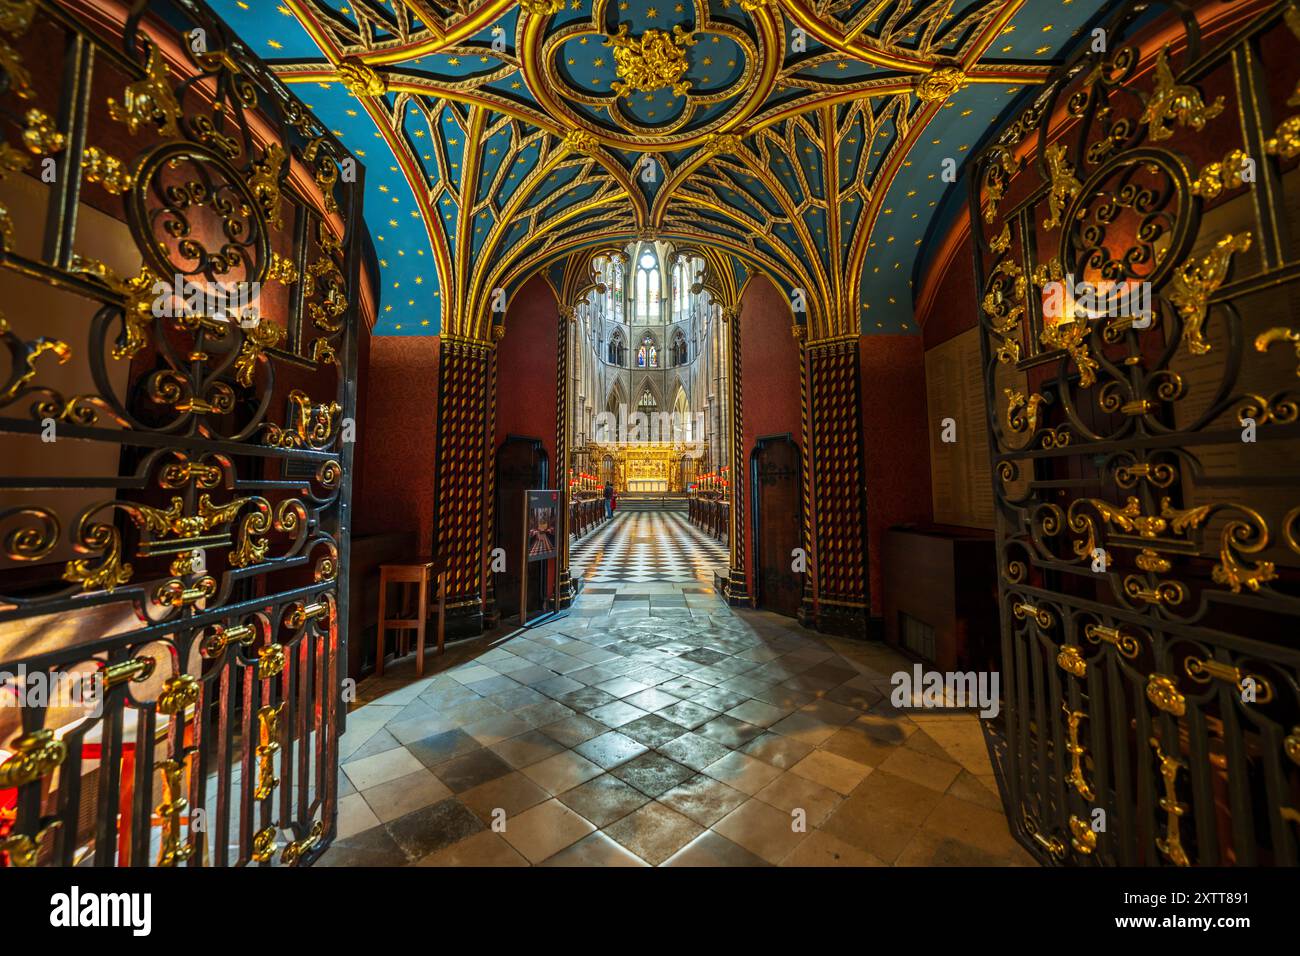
left=376, top=559, right=446, bottom=677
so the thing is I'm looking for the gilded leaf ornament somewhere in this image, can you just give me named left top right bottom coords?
left=1255, top=326, right=1300, bottom=376
left=125, top=494, right=252, bottom=540
left=234, top=319, right=287, bottom=388
left=915, top=67, right=967, bottom=103
left=1041, top=143, right=1081, bottom=231
left=1191, top=149, right=1251, bottom=199
left=0, top=318, right=71, bottom=405
left=0, top=0, right=35, bottom=36
left=107, top=38, right=182, bottom=138
left=81, top=146, right=133, bottom=195
left=519, top=0, right=565, bottom=14
left=562, top=129, right=599, bottom=155
left=1166, top=233, right=1251, bottom=356
left=21, top=109, right=64, bottom=154
left=1004, top=388, right=1046, bottom=437
left=63, top=519, right=132, bottom=592
left=604, top=24, right=696, bottom=99
left=1141, top=46, right=1225, bottom=142
left=249, top=143, right=287, bottom=229
left=0, top=34, right=33, bottom=100
left=1265, top=115, right=1300, bottom=160
left=337, top=57, right=386, bottom=97
left=70, top=257, right=158, bottom=360
left=703, top=132, right=743, bottom=155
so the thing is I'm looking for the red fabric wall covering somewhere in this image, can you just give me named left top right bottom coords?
left=496, top=274, right=560, bottom=470
left=858, top=335, right=933, bottom=612
left=353, top=335, right=440, bottom=550
left=738, top=274, right=802, bottom=597
left=920, top=229, right=980, bottom=351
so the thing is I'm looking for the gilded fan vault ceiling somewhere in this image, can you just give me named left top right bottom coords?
left=211, top=0, right=1110, bottom=338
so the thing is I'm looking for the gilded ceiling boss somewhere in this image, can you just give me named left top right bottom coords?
left=0, top=0, right=1296, bottom=896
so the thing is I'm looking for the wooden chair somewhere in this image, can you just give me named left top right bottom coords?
left=376, top=559, right=446, bottom=677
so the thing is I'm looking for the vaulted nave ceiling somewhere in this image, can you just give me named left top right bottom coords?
left=212, top=0, right=1110, bottom=338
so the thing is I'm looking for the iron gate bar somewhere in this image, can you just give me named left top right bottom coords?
left=970, top=0, right=1300, bottom=867
left=0, top=0, right=364, bottom=867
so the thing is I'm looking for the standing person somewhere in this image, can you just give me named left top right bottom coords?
left=603, top=481, right=613, bottom=519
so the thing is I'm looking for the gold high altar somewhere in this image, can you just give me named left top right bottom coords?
left=588, top=441, right=700, bottom=493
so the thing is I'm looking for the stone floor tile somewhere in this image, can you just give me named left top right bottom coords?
left=540, top=831, right=650, bottom=867
left=361, top=769, right=454, bottom=824
left=520, top=750, right=604, bottom=794
left=384, top=798, right=484, bottom=862
left=740, top=732, right=815, bottom=770
left=789, top=750, right=872, bottom=795
left=499, top=799, right=596, bottom=863
left=754, top=771, right=842, bottom=828
left=780, top=830, right=886, bottom=867
left=702, top=750, right=784, bottom=795
left=656, top=774, right=748, bottom=828
left=489, top=729, right=569, bottom=769
left=662, top=830, right=771, bottom=867
left=608, top=751, right=694, bottom=797
left=556, top=773, right=651, bottom=827
left=712, top=798, right=808, bottom=865
left=414, top=829, right=527, bottom=866
left=603, top=802, right=703, bottom=866
left=342, top=746, right=426, bottom=792
left=574, top=730, right=648, bottom=769
left=458, top=770, right=551, bottom=825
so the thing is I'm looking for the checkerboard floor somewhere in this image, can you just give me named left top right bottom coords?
left=319, top=575, right=1033, bottom=868
left=570, top=511, right=728, bottom=584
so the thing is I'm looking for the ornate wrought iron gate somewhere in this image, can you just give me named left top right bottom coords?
left=972, top=0, right=1300, bottom=866
left=0, top=0, right=363, bottom=866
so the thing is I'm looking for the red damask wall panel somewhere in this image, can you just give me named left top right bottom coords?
left=858, top=335, right=932, bottom=612
left=354, top=335, right=440, bottom=550
left=496, top=274, right=559, bottom=468
left=920, top=229, right=979, bottom=351
left=738, top=274, right=802, bottom=597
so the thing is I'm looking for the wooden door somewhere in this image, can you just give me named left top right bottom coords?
left=751, top=435, right=803, bottom=617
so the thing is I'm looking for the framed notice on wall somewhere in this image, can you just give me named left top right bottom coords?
left=520, top=489, right=560, bottom=625
left=525, top=490, right=559, bottom=562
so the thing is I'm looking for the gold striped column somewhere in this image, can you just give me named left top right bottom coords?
left=721, top=305, right=748, bottom=603
left=556, top=305, right=576, bottom=606
left=800, top=335, right=868, bottom=634
left=435, top=334, right=496, bottom=635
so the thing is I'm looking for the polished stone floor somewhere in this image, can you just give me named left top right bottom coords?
left=317, top=534, right=1034, bottom=867
left=571, top=512, right=729, bottom=584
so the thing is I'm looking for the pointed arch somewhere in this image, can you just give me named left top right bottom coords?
left=633, top=375, right=662, bottom=415
left=607, top=327, right=626, bottom=366
left=606, top=378, right=628, bottom=415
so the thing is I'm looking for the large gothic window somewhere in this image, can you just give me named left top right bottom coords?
left=671, top=261, right=683, bottom=321
left=634, top=247, right=660, bottom=324
left=608, top=329, right=625, bottom=366
left=611, top=256, right=624, bottom=322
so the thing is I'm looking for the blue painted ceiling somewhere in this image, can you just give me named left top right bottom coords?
left=210, top=0, right=1112, bottom=336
